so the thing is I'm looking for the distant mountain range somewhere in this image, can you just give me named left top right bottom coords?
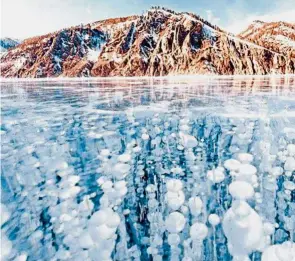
left=0, top=38, right=21, bottom=52
left=1, top=7, right=295, bottom=78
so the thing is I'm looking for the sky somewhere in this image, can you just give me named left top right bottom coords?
left=1, top=0, right=295, bottom=39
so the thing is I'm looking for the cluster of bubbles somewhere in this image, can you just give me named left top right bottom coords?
left=1, top=80, right=295, bottom=261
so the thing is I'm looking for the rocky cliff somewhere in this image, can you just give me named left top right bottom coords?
left=239, top=21, right=295, bottom=58
left=1, top=7, right=294, bottom=78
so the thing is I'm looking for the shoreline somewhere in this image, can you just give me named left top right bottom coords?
left=1, top=73, right=295, bottom=83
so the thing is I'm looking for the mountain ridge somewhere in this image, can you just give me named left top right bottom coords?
left=1, top=7, right=294, bottom=78
left=238, top=21, right=295, bottom=57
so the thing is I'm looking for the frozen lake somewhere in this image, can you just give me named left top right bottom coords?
left=1, top=76, right=295, bottom=261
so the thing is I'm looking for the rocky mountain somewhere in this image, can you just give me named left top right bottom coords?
left=0, top=38, right=21, bottom=52
left=1, top=7, right=294, bottom=78
left=239, top=21, right=295, bottom=58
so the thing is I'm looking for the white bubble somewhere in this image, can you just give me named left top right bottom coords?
left=179, top=132, right=197, bottom=148
left=263, top=223, right=275, bottom=236
left=89, top=209, right=108, bottom=226
left=106, top=212, right=120, bottom=228
left=133, top=146, right=141, bottom=153
left=284, top=157, right=295, bottom=172
left=100, top=149, right=110, bottom=156
left=271, top=167, right=283, bottom=177
left=262, top=241, right=295, bottom=261
left=166, top=191, right=185, bottom=211
left=123, top=209, right=130, bottom=215
left=114, top=180, right=127, bottom=190
left=142, top=133, right=150, bottom=140
left=239, top=164, right=257, bottom=176
left=208, top=214, right=220, bottom=226
left=237, top=153, right=253, bottom=163
left=190, top=222, right=208, bottom=240
left=223, top=200, right=264, bottom=256
left=91, top=224, right=117, bottom=240
left=188, top=197, right=203, bottom=216
left=229, top=181, right=254, bottom=200
left=88, top=131, right=103, bottom=139
left=171, top=167, right=183, bottom=175
left=283, top=181, right=295, bottom=191
left=1, top=234, right=12, bottom=260
left=287, top=144, right=295, bottom=156
left=59, top=186, right=81, bottom=199
left=101, top=180, right=113, bottom=191
left=166, top=179, right=183, bottom=192
left=179, top=124, right=190, bottom=131
left=168, top=233, right=180, bottom=245
left=79, top=231, right=94, bottom=249
left=97, top=176, right=109, bottom=186
left=207, top=168, right=225, bottom=183
left=165, top=212, right=186, bottom=233
left=15, top=254, right=28, bottom=261
left=224, top=159, right=241, bottom=171
left=113, top=163, right=130, bottom=179
left=118, top=154, right=131, bottom=163
left=1, top=203, right=10, bottom=226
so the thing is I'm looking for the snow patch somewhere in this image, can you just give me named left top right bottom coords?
left=14, top=57, right=26, bottom=70
left=87, top=49, right=102, bottom=62
left=275, top=35, right=295, bottom=48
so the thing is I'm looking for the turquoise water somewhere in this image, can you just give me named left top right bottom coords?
left=1, top=76, right=295, bottom=261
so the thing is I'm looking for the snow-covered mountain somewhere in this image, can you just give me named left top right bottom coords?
left=0, top=38, right=21, bottom=52
left=1, top=7, right=294, bottom=78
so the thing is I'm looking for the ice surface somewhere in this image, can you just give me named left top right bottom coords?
left=1, top=76, right=295, bottom=261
